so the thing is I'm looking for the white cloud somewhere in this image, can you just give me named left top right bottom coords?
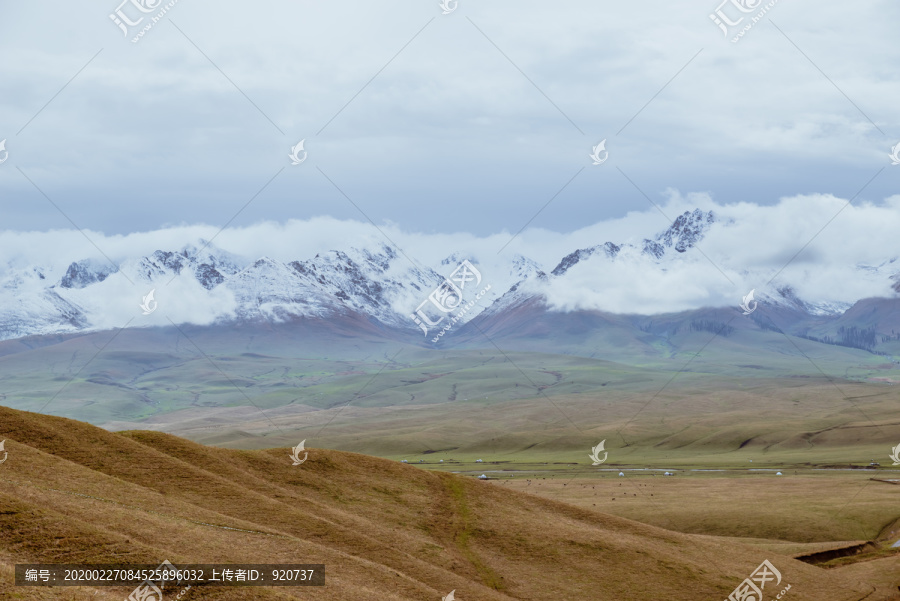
left=1, top=0, right=897, bottom=237
left=1, top=193, right=898, bottom=321
left=538, top=193, right=899, bottom=314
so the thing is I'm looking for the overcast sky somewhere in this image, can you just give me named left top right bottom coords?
left=0, top=0, right=898, bottom=242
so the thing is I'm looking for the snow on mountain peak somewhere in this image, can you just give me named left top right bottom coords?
left=0, top=210, right=892, bottom=342
left=59, top=258, right=118, bottom=289
left=551, top=210, right=713, bottom=275
left=656, top=209, right=715, bottom=253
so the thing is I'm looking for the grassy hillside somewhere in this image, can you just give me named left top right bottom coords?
left=0, top=406, right=883, bottom=600
left=2, top=313, right=899, bottom=428
left=136, top=375, right=900, bottom=469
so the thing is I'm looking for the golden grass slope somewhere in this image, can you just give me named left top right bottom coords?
left=0, top=406, right=876, bottom=600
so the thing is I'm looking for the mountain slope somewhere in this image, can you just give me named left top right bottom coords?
left=0, top=406, right=874, bottom=600
left=4, top=208, right=899, bottom=344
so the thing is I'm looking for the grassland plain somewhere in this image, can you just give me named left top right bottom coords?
left=494, top=471, right=900, bottom=543
left=3, top=322, right=898, bottom=427
left=0, top=406, right=892, bottom=600
left=138, top=376, right=899, bottom=468
left=2, top=327, right=900, bottom=598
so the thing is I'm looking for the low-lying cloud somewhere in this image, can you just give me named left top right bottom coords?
left=2, top=192, right=898, bottom=322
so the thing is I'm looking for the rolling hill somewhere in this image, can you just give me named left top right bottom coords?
left=0, top=405, right=884, bottom=600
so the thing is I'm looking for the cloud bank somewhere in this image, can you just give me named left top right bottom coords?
left=2, top=193, right=898, bottom=321
left=1, top=1, right=898, bottom=237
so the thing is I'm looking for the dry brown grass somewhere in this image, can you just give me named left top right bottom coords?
left=0, top=406, right=889, bottom=600
left=499, top=472, right=900, bottom=543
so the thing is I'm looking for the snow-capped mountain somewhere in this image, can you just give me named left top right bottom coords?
left=227, top=245, right=439, bottom=326
left=60, top=258, right=118, bottom=289
left=552, top=209, right=714, bottom=276
left=0, top=210, right=897, bottom=343
left=132, top=244, right=245, bottom=290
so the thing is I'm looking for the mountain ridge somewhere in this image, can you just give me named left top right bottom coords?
left=1, top=209, right=897, bottom=344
